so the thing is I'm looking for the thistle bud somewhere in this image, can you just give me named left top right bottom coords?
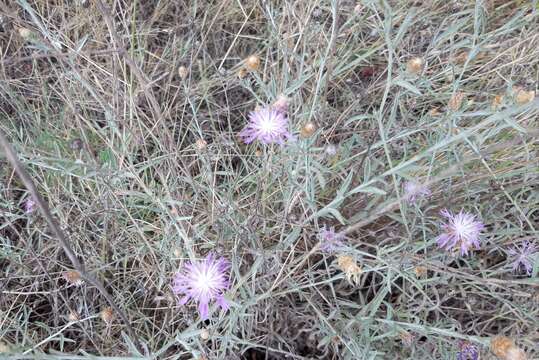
left=413, top=266, right=427, bottom=278
left=300, top=122, right=317, bottom=138
left=514, top=88, right=535, bottom=105
left=272, top=95, right=289, bottom=114
left=244, top=55, right=260, bottom=71
left=490, top=336, right=527, bottom=360
left=448, top=91, right=465, bottom=111
left=406, top=57, right=424, bottom=74
left=63, top=270, right=83, bottom=286
left=100, top=307, right=114, bottom=324
left=18, top=27, right=32, bottom=39
left=178, top=66, right=189, bottom=80
left=491, top=94, right=504, bottom=110
left=195, top=138, right=207, bottom=150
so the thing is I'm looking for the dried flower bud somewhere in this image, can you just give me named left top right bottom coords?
left=353, top=4, right=363, bottom=15
left=0, top=341, right=11, bottom=353
left=100, top=307, right=114, bottom=324
left=245, top=55, right=260, bottom=71
left=337, top=255, right=362, bottom=284
left=429, top=107, right=441, bottom=116
left=413, top=266, right=427, bottom=278
left=272, top=95, right=289, bottom=114
left=68, top=310, right=80, bottom=322
left=63, top=270, right=83, bottom=286
left=300, top=122, right=317, bottom=138
left=491, top=336, right=527, bottom=360
left=195, top=138, right=207, bottom=150
left=448, top=91, right=465, bottom=111
left=200, top=328, right=210, bottom=340
left=324, top=144, right=337, bottom=156
left=514, top=88, right=535, bottom=105
left=406, top=57, right=424, bottom=74
left=178, top=66, right=189, bottom=80
left=255, top=149, right=262, bottom=157
left=399, top=331, right=414, bottom=347
left=237, top=68, right=247, bottom=79
left=18, top=27, right=32, bottom=39
left=492, top=94, right=504, bottom=110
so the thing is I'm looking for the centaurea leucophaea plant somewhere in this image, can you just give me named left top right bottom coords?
left=508, top=240, right=536, bottom=276
left=436, top=209, right=484, bottom=256
left=239, top=107, right=292, bottom=145
left=403, top=181, right=431, bottom=203
left=319, top=226, right=345, bottom=253
left=172, top=253, right=231, bottom=320
left=23, top=198, right=36, bottom=213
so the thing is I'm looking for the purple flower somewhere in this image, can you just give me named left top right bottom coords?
left=239, top=107, right=292, bottom=145
left=508, top=240, right=536, bottom=275
left=172, top=253, right=231, bottom=320
left=436, top=209, right=484, bottom=256
left=23, top=198, right=37, bottom=214
left=319, top=226, right=345, bottom=253
left=403, top=181, right=431, bottom=203
left=457, top=341, right=479, bottom=360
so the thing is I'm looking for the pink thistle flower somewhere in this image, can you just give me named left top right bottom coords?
left=436, top=209, right=484, bottom=256
left=403, top=181, right=431, bottom=203
left=23, top=198, right=37, bottom=214
left=319, top=226, right=345, bottom=253
left=239, top=107, right=292, bottom=145
left=508, top=240, right=536, bottom=275
left=172, top=253, right=231, bottom=320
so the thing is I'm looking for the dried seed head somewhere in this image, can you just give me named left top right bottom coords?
left=178, top=66, right=189, bottom=80
left=413, top=266, right=427, bottom=278
left=255, top=149, right=262, bottom=157
left=514, top=88, right=535, bottom=105
left=0, top=341, right=11, bottom=353
left=200, top=328, right=210, bottom=340
left=237, top=68, right=247, bottom=79
left=491, top=336, right=519, bottom=360
left=245, top=55, right=260, bottom=71
left=100, top=307, right=114, bottom=324
left=173, top=248, right=182, bottom=258
left=399, top=331, right=414, bottom=347
left=324, top=144, right=337, bottom=156
left=195, top=138, right=207, bottom=150
left=337, top=255, right=362, bottom=284
left=506, top=347, right=527, bottom=360
left=429, top=107, right=441, bottom=116
left=63, top=270, right=83, bottom=286
left=68, top=310, right=80, bottom=322
left=18, top=27, right=32, bottom=39
left=300, top=122, right=317, bottom=138
left=448, top=91, right=465, bottom=111
left=406, top=57, right=424, bottom=74
left=272, top=95, right=289, bottom=114
left=492, top=94, right=504, bottom=110
left=353, top=4, right=363, bottom=15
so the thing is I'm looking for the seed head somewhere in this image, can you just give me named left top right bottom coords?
left=100, top=307, right=114, bottom=324
left=514, top=88, right=535, bottom=105
left=68, top=310, right=80, bottom=322
left=300, top=122, right=317, bottom=138
left=195, top=138, right=207, bottom=150
left=492, top=94, right=504, bottom=110
left=413, top=266, right=427, bottom=278
left=272, top=95, right=289, bottom=114
left=337, top=255, right=362, bottom=284
left=178, top=66, right=189, bottom=80
left=245, top=55, right=260, bottom=71
left=200, top=328, right=210, bottom=341
left=63, top=270, right=83, bottom=286
left=18, top=27, right=32, bottom=39
left=406, top=57, right=424, bottom=74
left=490, top=336, right=527, bottom=360
left=448, top=91, right=465, bottom=111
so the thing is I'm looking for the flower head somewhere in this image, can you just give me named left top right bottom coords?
left=457, top=340, right=479, bottom=360
left=23, top=198, right=36, bottom=214
left=508, top=240, right=536, bottom=275
left=436, top=209, right=484, bottom=256
left=239, top=107, right=292, bottom=145
left=319, top=226, right=345, bottom=253
left=337, top=255, right=362, bottom=284
left=403, top=181, right=431, bottom=203
left=172, top=253, right=231, bottom=320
